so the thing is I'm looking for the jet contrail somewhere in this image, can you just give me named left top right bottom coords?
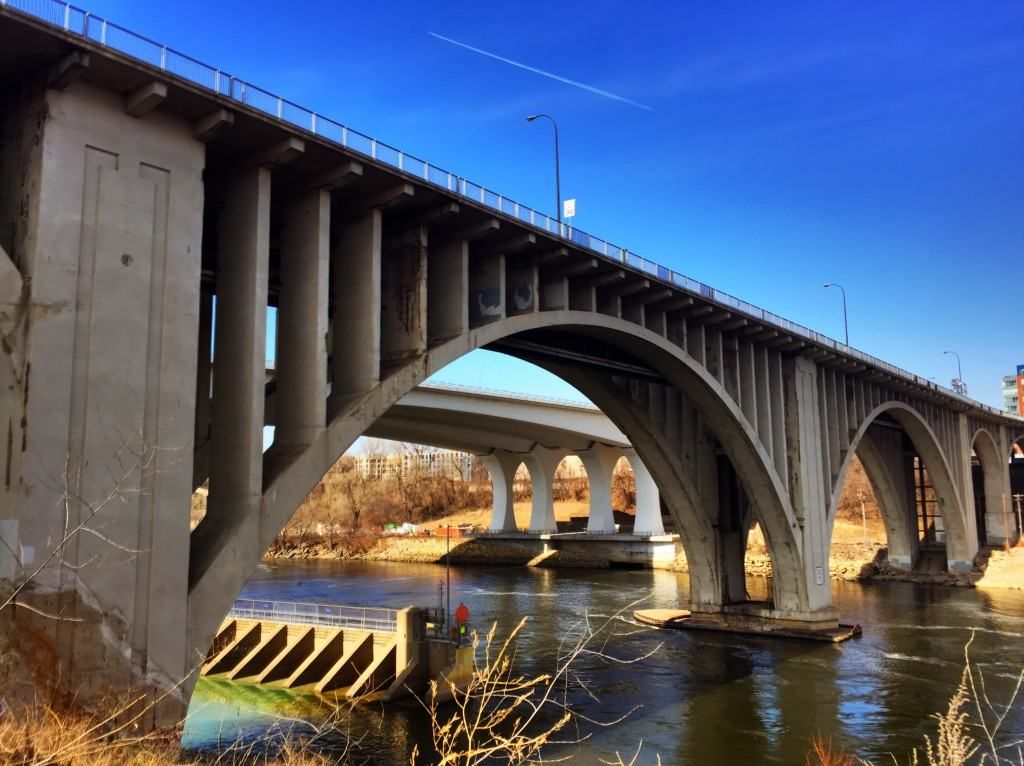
left=428, top=32, right=653, bottom=111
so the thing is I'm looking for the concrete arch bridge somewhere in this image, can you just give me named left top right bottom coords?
left=1, top=1, right=1022, bottom=726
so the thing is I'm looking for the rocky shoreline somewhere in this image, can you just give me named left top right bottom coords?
left=264, top=533, right=1008, bottom=587
left=265, top=535, right=611, bottom=569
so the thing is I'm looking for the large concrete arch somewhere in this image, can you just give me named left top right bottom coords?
left=188, top=311, right=803, bottom=658
left=972, top=428, right=1009, bottom=542
left=851, top=431, right=917, bottom=568
left=827, top=401, right=970, bottom=569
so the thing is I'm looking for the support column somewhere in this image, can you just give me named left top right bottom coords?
left=192, top=290, right=213, bottom=489
left=275, top=188, right=329, bottom=448
left=331, top=209, right=381, bottom=402
left=481, top=450, right=521, bottom=532
left=191, top=166, right=271, bottom=586
left=521, top=448, right=567, bottom=533
left=427, top=239, right=468, bottom=344
left=624, top=449, right=664, bottom=534
left=381, top=225, right=427, bottom=367
left=579, top=445, right=621, bottom=534
left=857, top=429, right=917, bottom=570
left=782, top=355, right=833, bottom=614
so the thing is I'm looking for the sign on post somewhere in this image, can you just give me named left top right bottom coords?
left=563, top=198, right=576, bottom=220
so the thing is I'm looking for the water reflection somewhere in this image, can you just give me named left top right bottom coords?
left=183, top=562, right=1024, bottom=764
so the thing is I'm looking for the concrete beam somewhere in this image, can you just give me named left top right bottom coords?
left=290, top=160, right=363, bottom=193
left=475, top=232, right=536, bottom=257
left=649, top=295, right=694, bottom=312
left=245, top=137, right=306, bottom=169
left=605, top=278, right=650, bottom=297
left=47, top=50, right=90, bottom=89
left=550, top=258, right=598, bottom=278
left=392, top=201, right=460, bottom=230
left=588, top=270, right=625, bottom=288
left=124, top=81, right=167, bottom=117
left=631, top=288, right=673, bottom=305
left=357, top=182, right=415, bottom=210
left=447, top=218, right=500, bottom=242
left=193, top=108, right=234, bottom=141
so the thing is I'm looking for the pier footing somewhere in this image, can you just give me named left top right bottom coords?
left=634, top=608, right=861, bottom=643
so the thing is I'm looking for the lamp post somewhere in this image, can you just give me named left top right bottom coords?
left=944, top=350, right=966, bottom=395
left=526, top=114, right=561, bottom=229
left=822, top=282, right=849, bottom=346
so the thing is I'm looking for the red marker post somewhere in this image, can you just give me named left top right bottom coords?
left=454, top=602, right=470, bottom=645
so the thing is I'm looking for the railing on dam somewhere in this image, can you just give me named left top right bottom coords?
left=228, top=599, right=399, bottom=632
left=3, top=0, right=1017, bottom=421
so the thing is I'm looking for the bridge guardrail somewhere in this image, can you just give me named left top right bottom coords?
left=5, top=0, right=1020, bottom=423
left=228, top=599, right=399, bottom=632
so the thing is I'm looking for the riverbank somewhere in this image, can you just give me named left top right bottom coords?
left=265, top=535, right=611, bottom=569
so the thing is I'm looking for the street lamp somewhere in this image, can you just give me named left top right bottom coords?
left=822, top=283, right=849, bottom=346
left=944, top=350, right=967, bottom=395
left=526, top=114, right=561, bottom=229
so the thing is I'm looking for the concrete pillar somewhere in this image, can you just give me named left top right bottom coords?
left=579, top=445, right=621, bottom=533
left=428, top=239, right=468, bottom=344
left=624, top=449, right=664, bottom=534
left=857, top=429, right=916, bottom=570
left=192, top=290, right=213, bottom=489
left=481, top=451, right=521, bottom=532
left=470, top=254, right=505, bottom=325
left=275, top=188, right=329, bottom=448
left=5, top=80, right=204, bottom=724
left=782, top=356, right=832, bottom=613
left=381, top=225, right=427, bottom=366
left=331, top=209, right=381, bottom=401
left=193, top=165, right=271, bottom=583
left=395, top=606, right=423, bottom=673
left=521, top=448, right=567, bottom=533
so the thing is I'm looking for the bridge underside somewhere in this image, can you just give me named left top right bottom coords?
left=0, top=5, right=1020, bottom=731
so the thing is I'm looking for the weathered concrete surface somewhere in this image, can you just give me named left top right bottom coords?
left=1, top=78, right=203, bottom=725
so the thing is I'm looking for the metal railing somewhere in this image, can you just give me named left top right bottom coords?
left=228, top=599, right=398, bottom=632
left=4, top=0, right=1020, bottom=423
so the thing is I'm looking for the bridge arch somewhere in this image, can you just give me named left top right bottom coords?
left=188, top=310, right=804, bottom=653
left=971, top=428, right=1006, bottom=545
left=827, top=401, right=968, bottom=570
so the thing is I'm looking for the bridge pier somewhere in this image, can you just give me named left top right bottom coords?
left=522, top=448, right=566, bottom=533
left=1, top=79, right=204, bottom=724
left=482, top=451, right=522, bottom=532
left=624, top=449, right=664, bottom=534
left=579, top=445, right=621, bottom=534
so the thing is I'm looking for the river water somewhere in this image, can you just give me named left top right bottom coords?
left=183, top=560, right=1024, bottom=764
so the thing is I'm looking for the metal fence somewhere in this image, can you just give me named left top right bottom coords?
left=228, top=599, right=398, bottom=632
left=4, top=0, right=1019, bottom=422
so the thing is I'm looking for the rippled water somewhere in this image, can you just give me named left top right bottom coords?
left=183, top=561, right=1024, bottom=764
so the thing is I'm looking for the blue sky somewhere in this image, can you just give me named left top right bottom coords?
left=84, top=0, right=1022, bottom=407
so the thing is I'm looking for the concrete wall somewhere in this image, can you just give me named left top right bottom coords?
left=3, top=79, right=203, bottom=723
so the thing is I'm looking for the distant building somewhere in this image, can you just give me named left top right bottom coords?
left=355, top=449, right=474, bottom=481
left=1004, top=365, right=1024, bottom=416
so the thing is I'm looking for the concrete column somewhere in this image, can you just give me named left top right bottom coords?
left=521, top=448, right=567, bottom=533
left=579, top=445, right=621, bottom=534
left=192, top=289, right=213, bottom=489
left=428, top=239, right=468, bottom=344
left=624, top=449, right=664, bottom=534
left=782, top=355, right=832, bottom=613
left=381, top=225, right=427, bottom=366
left=195, top=166, right=271, bottom=581
left=470, top=254, right=505, bottom=325
left=857, top=429, right=916, bottom=570
left=481, top=451, right=521, bottom=532
left=331, top=209, right=381, bottom=401
left=275, top=188, right=329, bottom=447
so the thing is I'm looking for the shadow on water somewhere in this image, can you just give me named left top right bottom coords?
left=183, top=560, right=1024, bottom=765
